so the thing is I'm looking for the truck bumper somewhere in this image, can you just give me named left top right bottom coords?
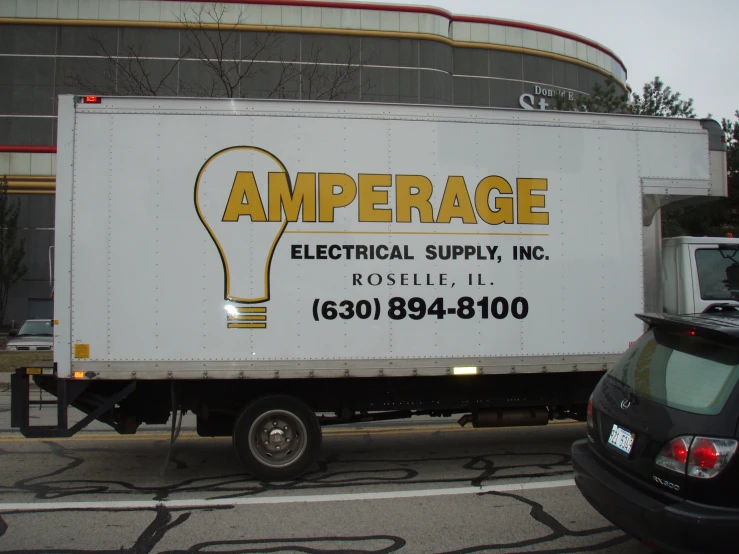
left=10, top=368, right=136, bottom=438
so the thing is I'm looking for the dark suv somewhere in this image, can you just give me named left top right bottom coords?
left=572, top=310, right=739, bottom=553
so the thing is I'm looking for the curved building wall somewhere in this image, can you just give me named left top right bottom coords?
left=0, top=0, right=627, bottom=325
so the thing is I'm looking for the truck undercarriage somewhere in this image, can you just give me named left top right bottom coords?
left=13, top=368, right=598, bottom=440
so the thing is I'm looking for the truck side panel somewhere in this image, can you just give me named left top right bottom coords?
left=53, top=97, right=75, bottom=379
left=637, top=130, right=710, bottom=183
left=59, top=98, right=715, bottom=379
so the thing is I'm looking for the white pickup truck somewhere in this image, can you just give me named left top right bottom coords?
left=662, top=236, right=739, bottom=314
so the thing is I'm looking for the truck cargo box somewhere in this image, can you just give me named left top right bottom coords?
left=53, top=96, right=721, bottom=380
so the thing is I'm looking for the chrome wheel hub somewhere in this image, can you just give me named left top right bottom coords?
left=248, top=410, right=308, bottom=468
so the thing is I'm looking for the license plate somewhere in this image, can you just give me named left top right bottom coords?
left=607, top=424, right=635, bottom=455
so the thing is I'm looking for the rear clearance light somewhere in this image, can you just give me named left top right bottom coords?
left=656, top=436, right=737, bottom=479
left=83, top=95, right=101, bottom=104
left=586, top=395, right=594, bottom=429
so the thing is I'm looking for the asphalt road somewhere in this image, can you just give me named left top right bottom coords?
left=0, top=391, right=653, bottom=554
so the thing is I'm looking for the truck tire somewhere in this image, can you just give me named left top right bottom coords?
left=232, top=395, right=321, bottom=481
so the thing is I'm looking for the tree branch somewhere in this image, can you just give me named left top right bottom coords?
left=62, top=33, right=185, bottom=96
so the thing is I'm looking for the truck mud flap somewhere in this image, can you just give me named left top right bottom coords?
left=11, top=369, right=136, bottom=438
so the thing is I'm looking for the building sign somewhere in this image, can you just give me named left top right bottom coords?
left=519, top=86, right=575, bottom=111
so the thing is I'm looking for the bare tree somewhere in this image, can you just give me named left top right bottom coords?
left=180, top=3, right=369, bottom=100
left=62, top=35, right=185, bottom=96
left=178, top=3, right=284, bottom=98
left=277, top=43, right=366, bottom=101
left=64, top=2, right=370, bottom=101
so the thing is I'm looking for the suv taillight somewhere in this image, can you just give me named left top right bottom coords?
left=688, top=438, right=738, bottom=478
left=656, top=436, right=737, bottom=479
left=586, top=395, right=594, bottom=429
left=656, top=436, right=690, bottom=474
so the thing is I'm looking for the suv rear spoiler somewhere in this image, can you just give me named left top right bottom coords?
left=637, top=311, right=739, bottom=343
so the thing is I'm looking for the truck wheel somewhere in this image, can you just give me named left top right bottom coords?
left=232, top=395, right=321, bottom=481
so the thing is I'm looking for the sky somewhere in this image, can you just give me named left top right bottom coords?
left=371, top=0, right=738, bottom=121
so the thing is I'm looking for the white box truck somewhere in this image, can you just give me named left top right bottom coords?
left=11, top=95, right=733, bottom=480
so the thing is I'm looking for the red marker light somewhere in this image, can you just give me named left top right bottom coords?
left=669, top=439, right=689, bottom=464
left=83, top=96, right=101, bottom=104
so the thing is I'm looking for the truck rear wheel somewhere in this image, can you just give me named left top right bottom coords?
left=232, top=395, right=321, bottom=481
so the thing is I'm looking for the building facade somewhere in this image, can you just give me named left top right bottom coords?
left=0, top=0, right=627, bottom=325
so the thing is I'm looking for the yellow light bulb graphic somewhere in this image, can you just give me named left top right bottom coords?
left=194, top=146, right=290, bottom=329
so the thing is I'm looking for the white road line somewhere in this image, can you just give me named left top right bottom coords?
left=0, top=479, right=575, bottom=512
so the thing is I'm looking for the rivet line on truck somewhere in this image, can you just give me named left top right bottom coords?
left=10, top=95, right=734, bottom=481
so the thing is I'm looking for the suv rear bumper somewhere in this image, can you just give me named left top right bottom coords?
left=572, top=438, right=739, bottom=554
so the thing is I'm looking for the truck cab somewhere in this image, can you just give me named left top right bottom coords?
left=662, top=236, right=739, bottom=314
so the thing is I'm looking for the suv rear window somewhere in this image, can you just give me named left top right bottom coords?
left=607, top=329, right=739, bottom=415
